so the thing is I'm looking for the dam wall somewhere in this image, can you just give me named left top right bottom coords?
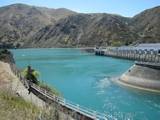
left=95, top=44, right=160, bottom=92
left=95, top=44, right=160, bottom=63
left=119, top=62, right=160, bottom=92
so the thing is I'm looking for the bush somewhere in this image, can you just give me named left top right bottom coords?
left=111, top=41, right=123, bottom=47
left=21, top=67, right=61, bottom=96
left=39, top=82, right=61, bottom=97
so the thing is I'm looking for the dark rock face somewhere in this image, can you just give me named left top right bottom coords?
left=0, top=4, right=159, bottom=48
left=0, top=49, right=15, bottom=63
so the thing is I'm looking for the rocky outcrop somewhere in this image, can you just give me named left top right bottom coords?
left=0, top=49, right=15, bottom=63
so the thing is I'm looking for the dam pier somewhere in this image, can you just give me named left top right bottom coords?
left=118, top=61, right=160, bottom=92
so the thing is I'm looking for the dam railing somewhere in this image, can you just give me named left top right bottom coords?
left=9, top=63, right=108, bottom=120
left=95, top=47, right=160, bottom=63
left=31, top=84, right=108, bottom=120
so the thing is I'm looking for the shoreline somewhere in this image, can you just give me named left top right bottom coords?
left=9, top=47, right=94, bottom=49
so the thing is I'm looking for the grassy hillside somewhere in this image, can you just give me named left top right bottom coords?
left=0, top=90, right=40, bottom=120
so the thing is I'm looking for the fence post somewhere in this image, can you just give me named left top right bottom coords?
left=63, top=99, right=66, bottom=106
left=94, top=111, right=97, bottom=120
left=76, top=104, right=79, bottom=111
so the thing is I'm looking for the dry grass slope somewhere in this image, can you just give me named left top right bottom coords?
left=0, top=90, right=40, bottom=120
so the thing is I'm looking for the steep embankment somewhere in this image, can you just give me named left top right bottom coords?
left=0, top=4, right=160, bottom=48
left=0, top=61, right=66, bottom=120
left=0, top=50, right=76, bottom=120
left=0, top=50, right=50, bottom=119
left=0, top=61, right=42, bottom=120
left=0, top=49, right=45, bottom=119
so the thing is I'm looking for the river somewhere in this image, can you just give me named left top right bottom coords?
left=11, top=48, right=160, bottom=120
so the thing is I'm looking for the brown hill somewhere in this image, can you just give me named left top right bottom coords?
left=0, top=4, right=159, bottom=48
left=0, top=4, right=76, bottom=48
left=130, top=6, right=160, bottom=43
left=30, top=14, right=137, bottom=47
left=30, top=6, right=160, bottom=47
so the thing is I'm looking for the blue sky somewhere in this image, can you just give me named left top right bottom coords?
left=0, top=0, right=160, bottom=17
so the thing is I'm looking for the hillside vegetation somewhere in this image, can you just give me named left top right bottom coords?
left=0, top=90, right=40, bottom=120
left=0, top=4, right=159, bottom=48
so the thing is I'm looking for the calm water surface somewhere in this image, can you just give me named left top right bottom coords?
left=12, top=48, right=160, bottom=120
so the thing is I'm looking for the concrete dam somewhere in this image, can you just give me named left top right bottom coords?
left=95, top=43, right=160, bottom=92
left=118, top=62, right=160, bottom=92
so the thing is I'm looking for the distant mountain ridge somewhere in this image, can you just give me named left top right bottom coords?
left=0, top=4, right=159, bottom=48
left=30, top=14, right=135, bottom=47
left=0, top=3, right=76, bottom=48
left=131, top=6, right=160, bottom=43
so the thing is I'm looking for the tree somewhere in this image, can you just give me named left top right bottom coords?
left=22, top=66, right=40, bottom=84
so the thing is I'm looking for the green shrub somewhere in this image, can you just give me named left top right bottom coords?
left=21, top=67, right=61, bottom=96
left=39, top=82, right=61, bottom=97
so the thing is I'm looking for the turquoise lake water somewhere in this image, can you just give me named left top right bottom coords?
left=12, top=48, right=160, bottom=120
